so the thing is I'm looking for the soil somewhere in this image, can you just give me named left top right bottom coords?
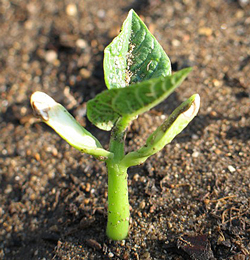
left=0, top=0, right=250, bottom=259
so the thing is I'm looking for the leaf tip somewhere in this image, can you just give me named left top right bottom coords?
left=183, top=94, right=200, bottom=119
left=183, top=66, right=193, bottom=75
left=30, top=91, right=56, bottom=121
left=128, top=9, right=135, bottom=15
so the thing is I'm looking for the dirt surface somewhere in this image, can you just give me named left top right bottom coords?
left=1, top=0, right=250, bottom=259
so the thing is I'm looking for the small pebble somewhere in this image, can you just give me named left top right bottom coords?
left=228, top=165, right=236, bottom=173
left=35, top=153, right=41, bottom=161
left=30, top=175, right=38, bottom=182
left=5, top=185, right=13, bottom=194
left=48, top=171, right=55, bottom=179
left=45, top=50, right=57, bottom=63
left=49, top=225, right=59, bottom=232
left=149, top=205, right=156, bottom=213
left=133, top=174, right=139, bottom=181
left=238, top=0, right=249, bottom=7
left=214, top=149, right=222, bottom=155
left=0, top=207, right=4, bottom=216
left=213, top=79, right=222, bottom=87
left=221, top=24, right=227, bottom=30
left=172, top=39, right=181, bottom=47
left=192, top=134, right=199, bottom=140
left=80, top=68, right=91, bottom=79
left=235, top=10, right=244, bottom=19
left=108, top=252, right=114, bottom=258
left=85, top=183, right=91, bottom=192
left=30, top=193, right=36, bottom=201
left=192, top=151, right=199, bottom=158
left=52, top=148, right=58, bottom=156
left=66, top=4, right=77, bottom=16
left=139, top=200, right=146, bottom=209
left=97, top=9, right=106, bottom=18
left=120, top=240, right=125, bottom=246
left=198, top=27, right=213, bottom=36
left=76, top=39, right=87, bottom=49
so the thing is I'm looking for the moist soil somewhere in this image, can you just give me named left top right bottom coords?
left=1, top=0, right=250, bottom=259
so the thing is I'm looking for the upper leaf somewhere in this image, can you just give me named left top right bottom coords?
left=103, top=9, right=171, bottom=89
left=87, top=68, right=192, bottom=131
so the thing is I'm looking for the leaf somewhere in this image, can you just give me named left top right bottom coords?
left=104, top=9, right=171, bottom=89
left=86, top=90, right=120, bottom=131
left=145, top=94, right=200, bottom=148
left=121, top=94, right=200, bottom=167
left=87, top=68, right=192, bottom=131
left=30, top=92, right=113, bottom=160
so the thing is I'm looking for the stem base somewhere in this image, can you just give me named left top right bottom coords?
left=106, top=163, right=129, bottom=240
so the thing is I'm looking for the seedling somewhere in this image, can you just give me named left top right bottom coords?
left=30, top=10, right=200, bottom=240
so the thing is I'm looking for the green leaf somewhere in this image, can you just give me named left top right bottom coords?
left=86, top=90, right=120, bottom=131
left=87, top=68, right=192, bottom=131
left=30, top=92, right=113, bottom=160
left=121, top=94, right=200, bottom=167
left=145, top=94, right=200, bottom=149
left=104, top=9, right=171, bottom=89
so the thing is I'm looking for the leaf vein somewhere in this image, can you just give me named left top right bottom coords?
left=135, top=87, right=145, bottom=107
left=132, top=31, right=147, bottom=56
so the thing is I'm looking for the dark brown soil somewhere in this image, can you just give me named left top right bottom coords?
left=1, top=0, right=250, bottom=259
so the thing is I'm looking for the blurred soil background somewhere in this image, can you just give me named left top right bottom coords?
left=0, top=0, right=250, bottom=259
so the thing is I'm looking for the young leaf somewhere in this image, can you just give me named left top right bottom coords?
left=104, top=9, right=171, bottom=89
left=121, top=94, right=200, bottom=167
left=87, top=68, right=191, bottom=131
left=86, top=90, right=121, bottom=131
left=30, top=92, right=113, bottom=160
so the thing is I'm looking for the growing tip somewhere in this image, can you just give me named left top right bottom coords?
left=30, top=91, right=57, bottom=121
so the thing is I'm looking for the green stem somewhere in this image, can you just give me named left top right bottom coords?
left=106, top=117, right=130, bottom=240
left=106, top=162, right=129, bottom=240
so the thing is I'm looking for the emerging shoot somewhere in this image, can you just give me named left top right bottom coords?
left=30, top=10, right=200, bottom=240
